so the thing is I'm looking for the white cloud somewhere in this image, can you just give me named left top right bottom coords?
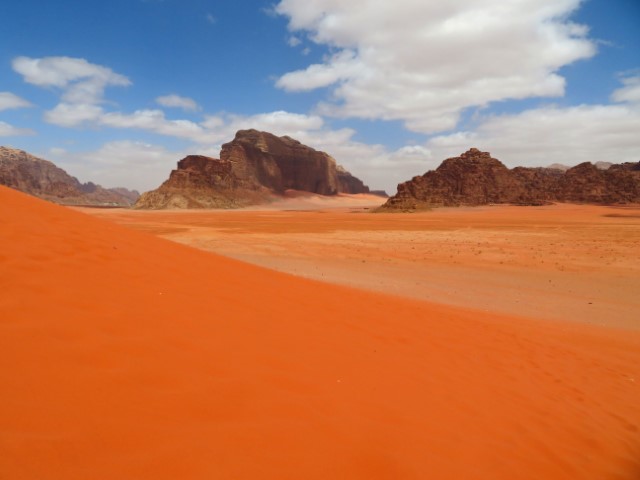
left=50, top=141, right=190, bottom=191
left=43, top=103, right=104, bottom=127
left=12, top=56, right=134, bottom=133
left=287, top=36, right=302, bottom=47
left=275, top=0, right=596, bottom=133
left=0, top=92, right=32, bottom=111
left=12, top=56, right=130, bottom=105
left=17, top=47, right=636, bottom=198
left=319, top=96, right=640, bottom=194
left=611, top=75, right=640, bottom=104
left=101, top=109, right=206, bottom=140
left=327, top=77, right=640, bottom=194
left=156, top=94, right=200, bottom=111
left=42, top=103, right=209, bottom=142
left=424, top=102, right=640, bottom=168
left=15, top=57, right=209, bottom=144
left=206, top=13, right=217, bottom=24
left=277, top=49, right=365, bottom=91
left=201, top=110, right=326, bottom=143
left=0, top=121, right=35, bottom=137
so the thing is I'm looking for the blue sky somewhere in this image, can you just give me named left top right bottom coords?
left=0, top=0, right=638, bottom=193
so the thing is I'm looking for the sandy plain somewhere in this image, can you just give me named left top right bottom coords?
left=84, top=193, right=640, bottom=329
left=2, top=186, right=640, bottom=479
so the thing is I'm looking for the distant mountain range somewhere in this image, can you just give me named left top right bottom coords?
left=0, top=147, right=139, bottom=206
left=381, top=148, right=640, bottom=210
left=5, top=141, right=638, bottom=211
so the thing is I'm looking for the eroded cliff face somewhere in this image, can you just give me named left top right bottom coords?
left=136, top=129, right=370, bottom=209
left=337, top=164, right=370, bottom=194
left=220, top=129, right=370, bottom=196
left=135, top=153, right=271, bottom=209
left=0, top=146, right=139, bottom=206
left=381, top=148, right=640, bottom=210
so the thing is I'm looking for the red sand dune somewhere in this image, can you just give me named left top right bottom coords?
left=1, top=185, right=639, bottom=479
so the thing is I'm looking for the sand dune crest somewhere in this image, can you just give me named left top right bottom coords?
left=1, top=185, right=639, bottom=479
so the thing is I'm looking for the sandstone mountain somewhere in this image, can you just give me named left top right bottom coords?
left=381, top=148, right=640, bottom=210
left=136, top=129, right=370, bottom=209
left=0, top=147, right=139, bottom=206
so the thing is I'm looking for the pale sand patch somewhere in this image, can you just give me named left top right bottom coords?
left=82, top=202, right=640, bottom=329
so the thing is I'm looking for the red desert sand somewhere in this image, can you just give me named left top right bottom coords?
left=1, top=185, right=639, bottom=479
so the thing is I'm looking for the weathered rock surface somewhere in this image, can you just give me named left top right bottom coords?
left=381, top=148, right=640, bottom=210
left=336, top=164, right=370, bottom=195
left=0, top=147, right=139, bottom=206
left=136, top=129, right=370, bottom=209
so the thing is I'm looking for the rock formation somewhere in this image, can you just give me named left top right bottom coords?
left=381, top=148, right=640, bottom=210
left=336, top=164, right=370, bottom=195
left=136, top=129, right=370, bottom=209
left=0, top=147, right=139, bottom=206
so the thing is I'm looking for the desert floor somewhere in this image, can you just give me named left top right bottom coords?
left=2, top=187, right=640, bottom=479
left=84, top=194, right=640, bottom=329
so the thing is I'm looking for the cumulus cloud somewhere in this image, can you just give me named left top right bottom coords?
left=12, top=56, right=130, bottom=104
left=319, top=94, right=640, bottom=194
left=43, top=103, right=104, bottom=127
left=0, top=121, right=35, bottom=137
left=0, top=92, right=32, bottom=111
left=611, top=75, right=640, bottom=104
left=277, top=50, right=365, bottom=91
left=424, top=102, right=640, bottom=168
left=155, top=94, right=200, bottom=111
left=274, top=0, right=596, bottom=133
left=324, top=76, right=640, bottom=194
left=50, top=141, right=190, bottom=191
left=11, top=57, right=206, bottom=141
left=40, top=100, right=208, bottom=142
left=201, top=110, right=326, bottom=143
left=12, top=56, right=134, bottom=129
left=101, top=110, right=207, bottom=140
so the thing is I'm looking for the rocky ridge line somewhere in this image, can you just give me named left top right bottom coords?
left=0, top=146, right=139, bottom=206
left=381, top=148, right=640, bottom=210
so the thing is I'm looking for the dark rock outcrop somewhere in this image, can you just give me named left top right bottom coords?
left=336, top=164, right=370, bottom=195
left=136, top=129, right=370, bottom=209
left=0, top=146, right=139, bottom=206
left=134, top=154, right=267, bottom=209
left=381, top=148, right=640, bottom=210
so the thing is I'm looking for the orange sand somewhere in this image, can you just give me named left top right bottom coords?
left=2, top=185, right=640, bottom=479
left=85, top=201, right=640, bottom=329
